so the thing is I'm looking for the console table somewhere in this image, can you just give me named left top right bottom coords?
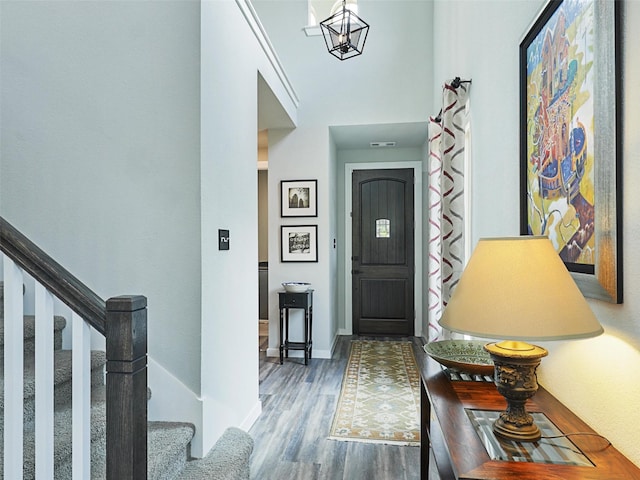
left=278, top=290, right=313, bottom=365
left=420, top=355, right=640, bottom=480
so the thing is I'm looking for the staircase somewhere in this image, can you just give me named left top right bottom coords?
left=0, top=283, right=210, bottom=479
left=1, top=217, right=253, bottom=479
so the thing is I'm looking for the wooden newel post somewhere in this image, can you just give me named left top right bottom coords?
left=105, top=295, right=148, bottom=480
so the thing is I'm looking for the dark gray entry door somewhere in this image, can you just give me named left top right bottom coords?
left=352, top=168, right=415, bottom=336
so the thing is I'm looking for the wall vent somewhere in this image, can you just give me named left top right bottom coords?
left=370, top=141, right=396, bottom=148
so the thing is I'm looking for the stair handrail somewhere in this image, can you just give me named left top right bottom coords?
left=0, top=215, right=148, bottom=479
left=0, top=216, right=106, bottom=334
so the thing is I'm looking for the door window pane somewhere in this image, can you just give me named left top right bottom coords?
left=376, top=219, right=390, bottom=238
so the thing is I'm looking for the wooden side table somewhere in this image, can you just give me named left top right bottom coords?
left=278, top=290, right=313, bottom=365
left=419, top=355, right=640, bottom=480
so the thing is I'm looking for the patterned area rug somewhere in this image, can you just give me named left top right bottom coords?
left=329, top=340, right=421, bottom=446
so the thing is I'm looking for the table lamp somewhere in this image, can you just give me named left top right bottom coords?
left=439, top=236, right=603, bottom=442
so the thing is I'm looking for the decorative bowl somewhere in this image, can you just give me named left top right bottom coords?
left=282, top=282, right=312, bottom=293
left=423, top=340, right=494, bottom=376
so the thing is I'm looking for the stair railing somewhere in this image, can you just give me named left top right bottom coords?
left=1, top=216, right=147, bottom=479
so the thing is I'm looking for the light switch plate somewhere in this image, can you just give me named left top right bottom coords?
left=219, top=229, right=230, bottom=250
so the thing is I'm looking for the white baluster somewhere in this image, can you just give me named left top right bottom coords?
left=72, top=311, right=91, bottom=480
left=3, top=254, right=24, bottom=479
left=35, top=282, right=55, bottom=479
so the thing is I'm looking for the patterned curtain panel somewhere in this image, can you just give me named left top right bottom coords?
left=427, top=79, right=471, bottom=342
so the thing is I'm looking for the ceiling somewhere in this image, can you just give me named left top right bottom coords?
left=258, top=65, right=428, bottom=153
left=329, top=122, right=428, bottom=150
left=258, top=121, right=428, bottom=152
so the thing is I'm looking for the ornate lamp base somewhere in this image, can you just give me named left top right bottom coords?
left=484, top=341, right=549, bottom=442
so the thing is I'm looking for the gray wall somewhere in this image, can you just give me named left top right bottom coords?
left=0, top=0, right=203, bottom=393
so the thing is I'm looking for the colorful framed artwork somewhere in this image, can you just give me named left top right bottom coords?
left=281, top=180, right=318, bottom=217
left=519, top=0, right=622, bottom=303
left=281, top=225, right=318, bottom=263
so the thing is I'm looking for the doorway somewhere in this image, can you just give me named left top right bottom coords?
left=351, top=168, right=415, bottom=335
left=344, top=161, right=423, bottom=337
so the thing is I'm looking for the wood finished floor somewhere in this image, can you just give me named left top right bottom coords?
left=249, top=335, right=437, bottom=480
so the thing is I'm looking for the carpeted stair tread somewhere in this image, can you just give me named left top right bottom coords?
left=3, top=386, right=108, bottom=479
left=147, top=422, right=197, bottom=480
left=0, top=314, right=66, bottom=344
left=0, top=281, right=66, bottom=354
left=64, top=420, right=196, bottom=480
left=0, top=315, right=66, bottom=355
left=0, top=349, right=106, bottom=405
left=177, top=427, right=254, bottom=480
left=0, top=349, right=107, bottom=432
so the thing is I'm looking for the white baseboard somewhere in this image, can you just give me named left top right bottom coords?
left=266, top=347, right=279, bottom=358
left=332, top=333, right=341, bottom=354
left=240, top=399, right=262, bottom=432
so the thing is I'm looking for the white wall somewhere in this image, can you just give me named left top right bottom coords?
left=199, top=0, right=298, bottom=455
left=266, top=126, right=335, bottom=357
left=253, top=0, right=434, bottom=353
left=433, top=0, right=640, bottom=466
left=200, top=0, right=262, bottom=452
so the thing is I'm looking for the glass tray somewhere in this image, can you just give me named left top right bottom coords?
left=466, top=409, right=594, bottom=467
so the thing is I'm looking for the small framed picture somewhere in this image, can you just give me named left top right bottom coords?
left=281, top=179, right=317, bottom=217
left=281, top=225, right=318, bottom=263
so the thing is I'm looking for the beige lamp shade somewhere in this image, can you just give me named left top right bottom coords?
left=439, top=236, right=603, bottom=341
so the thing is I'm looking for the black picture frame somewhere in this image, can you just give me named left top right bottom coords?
left=281, top=225, right=318, bottom=263
left=281, top=180, right=318, bottom=217
left=519, top=0, right=622, bottom=303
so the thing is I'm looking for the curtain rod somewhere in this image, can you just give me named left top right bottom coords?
left=433, top=77, right=472, bottom=122
left=450, top=76, right=472, bottom=88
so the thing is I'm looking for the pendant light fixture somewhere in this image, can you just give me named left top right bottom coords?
left=319, top=0, right=370, bottom=60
